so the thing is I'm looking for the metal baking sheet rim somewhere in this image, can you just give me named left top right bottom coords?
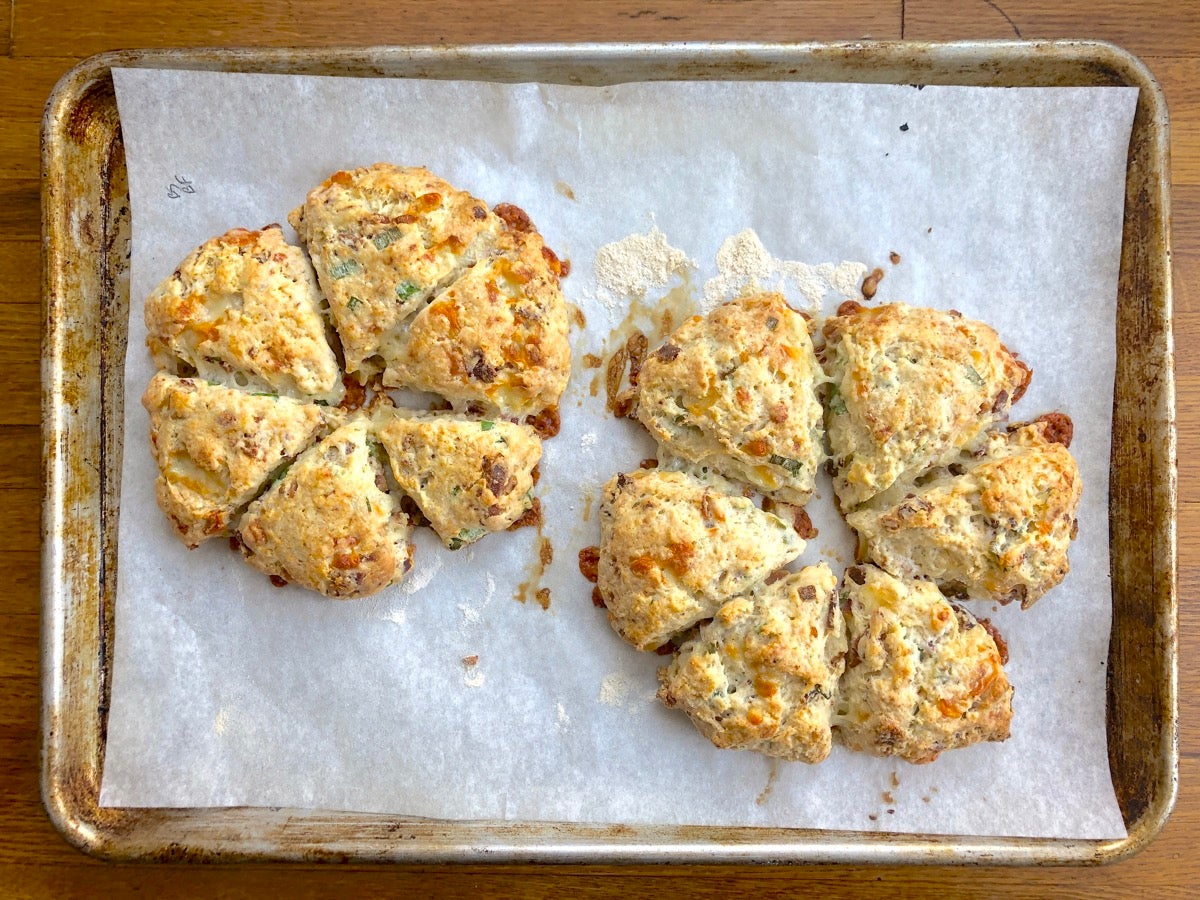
left=40, top=40, right=1177, bottom=866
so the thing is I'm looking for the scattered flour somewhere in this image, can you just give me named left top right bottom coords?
left=400, top=552, right=442, bottom=596
left=556, top=702, right=571, bottom=732
left=599, top=671, right=658, bottom=712
left=464, top=669, right=485, bottom=688
left=700, top=229, right=867, bottom=314
left=213, top=707, right=229, bottom=736
left=381, top=607, right=407, bottom=627
left=580, top=431, right=597, bottom=450
left=593, top=226, right=695, bottom=313
left=458, top=604, right=482, bottom=626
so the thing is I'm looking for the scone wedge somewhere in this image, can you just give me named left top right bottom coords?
left=836, top=564, right=1013, bottom=764
left=597, top=469, right=804, bottom=652
left=658, top=563, right=847, bottom=762
left=375, top=409, right=542, bottom=550
left=382, top=226, right=570, bottom=419
left=288, top=164, right=505, bottom=378
left=847, top=414, right=1081, bottom=608
left=822, top=302, right=1031, bottom=510
left=144, top=225, right=343, bottom=404
left=635, top=293, right=825, bottom=505
left=143, top=372, right=341, bottom=548
left=237, top=417, right=413, bottom=598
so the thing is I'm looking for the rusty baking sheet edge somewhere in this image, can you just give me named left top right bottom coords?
left=41, top=40, right=1176, bottom=865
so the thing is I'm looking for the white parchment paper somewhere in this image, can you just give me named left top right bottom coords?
left=103, top=68, right=1136, bottom=839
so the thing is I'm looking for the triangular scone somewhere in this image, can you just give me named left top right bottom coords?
left=144, top=225, right=343, bottom=404
left=835, top=564, right=1012, bottom=764
left=288, top=164, right=505, bottom=377
left=375, top=409, right=542, bottom=549
left=821, top=302, right=1031, bottom=510
left=382, top=227, right=570, bottom=419
left=236, top=418, right=413, bottom=599
left=142, top=372, right=340, bottom=548
left=846, top=414, right=1081, bottom=608
left=635, top=293, right=825, bottom=505
left=597, top=469, right=804, bottom=651
left=657, top=564, right=847, bottom=763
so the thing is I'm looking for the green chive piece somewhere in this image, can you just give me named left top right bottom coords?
left=827, top=383, right=848, bottom=416
left=769, top=454, right=805, bottom=477
left=347, top=296, right=363, bottom=311
left=964, top=365, right=986, bottom=388
left=329, top=258, right=362, bottom=280
left=395, top=280, right=420, bottom=301
left=480, top=420, right=495, bottom=431
left=372, top=227, right=403, bottom=251
left=447, top=527, right=487, bottom=550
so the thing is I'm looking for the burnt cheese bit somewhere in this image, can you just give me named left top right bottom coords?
left=578, top=546, right=600, bottom=583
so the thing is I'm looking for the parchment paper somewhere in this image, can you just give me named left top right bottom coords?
left=103, top=68, right=1136, bottom=839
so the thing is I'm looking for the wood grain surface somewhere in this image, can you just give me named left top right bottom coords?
left=5, top=0, right=1195, bottom=895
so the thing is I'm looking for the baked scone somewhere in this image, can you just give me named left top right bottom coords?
left=382, top=227, right=570, bottom=418
left=142, top=372, right=340, bottom=548
left=635, top=293, right=825, bottom=505
left=846, top=415, right=1081, bottom=608
left=836, top=564, right=1013, bottom=764
left=597, top=469, right=804, bottom=651
left=144, top=225, right=343, bottom=404
left=237, top=418, right=413, bottom=598
left=375, top=409, right=542, bottom=549
left=657, top=564, right=847, bottom=762
left=288, top=164, right=505, bottom=377
left=822, top=302, right=1031, bottom=510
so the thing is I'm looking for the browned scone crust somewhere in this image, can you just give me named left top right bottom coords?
left=847, top=415, right=1081, bottom=608
left=822, top=302, right=1031, bottom=511
left=635, top=293, right=825, bottom=505
left=657, top=564, right=847, bottom=762
left=597, top=469, right=804, bottom=652
left=143, top=372, right=340, bottom=548
left=375, top=409, right=542, bottom=549
left=288, top=164, right=505, bottom=377
left=382, top=227, right=570, bottom=418
left=836, top=564, right=1013, bottom=764
left=237, top=418, right=413, bottom=598
left=144, top=225, right=343, bottom=403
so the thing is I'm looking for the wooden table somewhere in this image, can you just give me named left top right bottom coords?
left=3, top=1, right=1194, bottom=895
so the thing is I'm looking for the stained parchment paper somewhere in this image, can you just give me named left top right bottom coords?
left=103, top=68, right=1136, bottom=839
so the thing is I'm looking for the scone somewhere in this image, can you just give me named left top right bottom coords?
left=143, top=372, right=340, bottom=548
left=237, top=418, right=413, bottom=598
left=635, top=293, right=825, bottom=505
left=847, top=415, right=1081, bottom=608
left=288, top=163, right=505, bottom=377
left=597, top=469, right=804, bottom=651
left=822, top=302, right=1031, bottom=510
left=382, top=226, right=571, bottom=418
left=144, top=224, right=343, bottom=403
left=657, top=564, right=847, bottom=762
left=836, top=564, right=1013, bottom=764
left=375, top=409, right=542, bottom=549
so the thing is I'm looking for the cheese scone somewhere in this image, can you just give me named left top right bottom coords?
left=382, top=227, right=570, bottom=418
left=635, top=293, right=825, bottom=505
left=836, top=564, right=1013, bottom=764
left=145, top=225, right=343, bottom=404
left=847, top=415, right=1081, bottom=608
left=597, top=469, right=804, bottom=652
left=822, top=302, right=1031, bottom=510
left=143, top=372, right=340, bottom=548
left=288, top=164, right=505, bottom=377
left=237, top=418, right=413, bottom=599
left=657, top=564, right=847, bottom=762
left=375, top=409, right=542, bottom=549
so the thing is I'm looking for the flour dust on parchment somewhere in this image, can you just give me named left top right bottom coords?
left=701, top=229, right=868, bottom=313
left=593, top=226, right=695, bottom=316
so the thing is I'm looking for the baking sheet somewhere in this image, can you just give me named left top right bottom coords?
left=101, top=68, right=1135, bottom=839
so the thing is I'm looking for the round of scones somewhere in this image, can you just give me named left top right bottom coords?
left=142, top=164, right=570, bottom=599
left=593, top=292, right=1081, bottom=765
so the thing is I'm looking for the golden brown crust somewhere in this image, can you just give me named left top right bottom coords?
left=142, top=372, right=339, bottom=548
left=375, top=409, right=542, bottom=549
left=597, top=469, right=804, bottom=652
left=289, top=164, right=505, bottom=377
left=144, top=225, right=343, bottom=403
left=382, top=227, right=570, bottom=418
left=846, top=417, right=1081, bottom=607
left=635, top=293, right=825, bottom=505
left=822, top=302, right=1031, bottom=510
left=236, top=418, right=413, bottom=599
left=835, top=565, right=1013, bottom=763
left=657, top=564, right=847, bottom=762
